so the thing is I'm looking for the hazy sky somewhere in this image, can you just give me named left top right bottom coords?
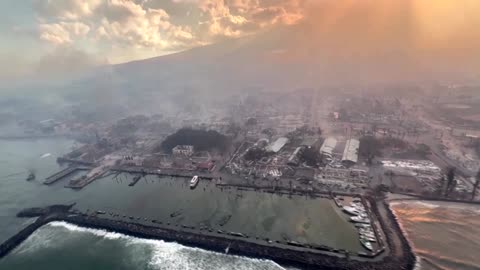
left=1, top=0, right=479, bottom=80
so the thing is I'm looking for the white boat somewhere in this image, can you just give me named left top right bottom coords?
left=351, top=216, right=370, bottom=224
left=355, top=223, right=371, bottom=229
left=190, top=175, right=199, bottom=188
left=363, top=236, right=377, bottom=242
left=343, top=206, right=359, bottom=216
left=360, top=238, right=373, bottom=251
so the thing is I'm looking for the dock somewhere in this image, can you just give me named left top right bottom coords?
left=65, top=171, right=105, bottom=189
left=44, top=166, right=90, bottom=185
left=111, top=166, right=215, bottom=180
left=128, top=175, right=142, bottom=187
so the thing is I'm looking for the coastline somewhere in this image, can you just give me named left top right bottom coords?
left=0, top=198, right=416, bottom=270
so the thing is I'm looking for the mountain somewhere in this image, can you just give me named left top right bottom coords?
left=36, top=1, right=480, bottom=106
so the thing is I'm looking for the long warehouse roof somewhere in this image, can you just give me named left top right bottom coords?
left=320, top=137, right=337, bottom=156
left=267, top=137, right=289, bottom=153
left=342, top=139, right=360, bottom=163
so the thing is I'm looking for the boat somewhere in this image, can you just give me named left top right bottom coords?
left=190, top=175, right=199, bottom=188
left=170, top=210, right=182, bottom=218
left=360, top=238, right=373, bottom=251
left=343, top=206, right=359, bottom=216
left=26, top=172, right=35, bottom=181
left=363, top=236, right=377, bottom=242
left=350, top=216, right=371, bottom=224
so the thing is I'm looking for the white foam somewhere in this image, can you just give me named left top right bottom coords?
left=47, top=221, right=285, bottom=270
left=413, top=255, right=423, bottom=270
left=48, top=221, right=127, bottom=240
left=412, top=201, right=441, bottom=209
left=40, top=153, right=52, bottom=158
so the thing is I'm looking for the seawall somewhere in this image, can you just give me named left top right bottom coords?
left=0, top=200, right=416, bottom=270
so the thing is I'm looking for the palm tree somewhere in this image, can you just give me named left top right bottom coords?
left=445, top=167, right=456, bottom=197
left=472, top=169, right=480, bottom=201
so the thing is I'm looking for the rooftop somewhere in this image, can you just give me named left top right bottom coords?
left=342, top=139, right=360, bottom=163
left=266, top=137, right=289, bottom=153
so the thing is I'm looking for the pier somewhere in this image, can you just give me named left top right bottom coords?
left=44, top=166, right=90, bottom=185
left=111, top=166, right=215, bottom=180
left=56, top=157, right=95, bottom=166
left=128, top=175, right=143, bottom=187
left=65, top=169, right=108, bottom=189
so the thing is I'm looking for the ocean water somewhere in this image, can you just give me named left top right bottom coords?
left=0, top=138, right=360, bottom=252
left=391, top=201, right=480, bottom=270
left=1, top=138, right=480, bottom=270
left=0, top=221, right=285, bottom=270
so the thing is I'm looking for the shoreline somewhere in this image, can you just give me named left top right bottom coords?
left=386, top=193, right=480, bottom=206
left=0, top=198, right=416, bottom=270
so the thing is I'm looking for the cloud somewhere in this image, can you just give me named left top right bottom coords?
left=35, top=0, right=197, bottom=52
left=34, top=0, right=102, bottom=20
left=33, top=0, right=308, bottom=61
left=39, top=22, right=90, bottom=44
left=189, top=0, right=305, bottom=39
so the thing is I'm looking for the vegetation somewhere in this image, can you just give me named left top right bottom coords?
left=359, top=136, right=410, bottom=164
left=372, top=184, right=390, bottom=198
left=286, top=125, right=320, bottom=144
left=245, top=117, right=258, bottom=126
left=160, top=128, right=230, bottom=153
left=225, top=123, right=241, bottom=137
left=244, top=147, right=269, bottom=161
left=445, top=167, right=456, bottom=197
left=261, top=128, right=275, bottom=137
left=415, top=143, right=431, bottom=158
left=359, top=136, right=382, bottom=164
left=475, top=139, right=480, bottom=158
left=299, top=147, right=321, bottom=166
left=472, top=169, right=480, bottom=200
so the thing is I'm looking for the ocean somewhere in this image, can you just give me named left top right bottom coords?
left=0, top=138, right=479, bottom=270
left=0, top=221, right=285, bottom=270
left=391, top=201, right=480, bottom=270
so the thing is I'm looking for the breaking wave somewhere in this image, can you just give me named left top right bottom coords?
left=45, top=221, right=286, bottom=270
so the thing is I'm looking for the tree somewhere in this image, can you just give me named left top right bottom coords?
left=445, top=167, right=456, bottom=197
left=160, top=128, right=230, bottom=153
left=472, top=169, right=480, bottom=201
left=359, top=136, right=382, bottom=165
left=300, top=147, right=320, bottom=166
left=435, top=176, right=446, bottom=196
left=244, top=148, right=269, bottom=161
left=245, top=117, right=257, bottom=126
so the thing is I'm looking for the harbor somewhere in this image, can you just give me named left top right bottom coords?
left=44, top=166, right=91, bottom=185
left=0, top=197, right=415, bottom=270
left=36, top=162, right=389, bottom=257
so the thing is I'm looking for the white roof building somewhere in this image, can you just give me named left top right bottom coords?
left=266, top=137, right=289, bottom=153
left=172, top=145, right=194, bottom=157
left=342, top=139, right=360, bottom=165
left=320, top=137, right=337, bottom=158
